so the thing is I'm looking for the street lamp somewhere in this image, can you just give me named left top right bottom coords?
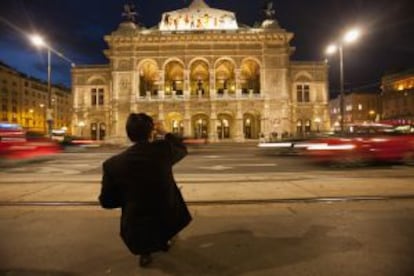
left=369, top=110, right=376, bottom=122
left=29, top=34, right=75, bottom=137
left=39, top=103, right=46, bottom=134
left=326, top=28, right=361, bottom=133
left=30, top=34, right=53, bottom=137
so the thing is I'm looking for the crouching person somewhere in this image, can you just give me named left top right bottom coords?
left=98, top=113, right=192, bottom=267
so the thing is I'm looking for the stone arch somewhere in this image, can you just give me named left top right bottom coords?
left=137, top=59, right=160, bottom=97
left=294, top=71, right=313, bottom=82
left=214, top=58, right=236, bottom=95
left=136, top=58, right=159, bottom=70
left=192, top=113, right=209, bottom=138
left=86, top=76, right=107, bottom=85
left=213, top=57, right=237, bottom=68
left=164, top=60, right=185, bottom=96
left=188, top=57, right=211, bottom=69
left=240, top=57, right=262, bottom=67
left=240, top=59, right=261, bottom=94
left=189, top=59, right=210, bottom=97
left=243, top=111, right=261, bottom=139
left=217, top=112, right=234, bottom=139
left=89, top=117, right=106, bottom=141
left=165, top=112, right=184, bottom=136
left=162, top=58, right=185, bottom=70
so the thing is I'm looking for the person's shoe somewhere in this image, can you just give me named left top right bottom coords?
left=139, top=254, right=152, bottom=267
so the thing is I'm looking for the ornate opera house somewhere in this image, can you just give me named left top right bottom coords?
left=71, top=0, right=329, bottom=143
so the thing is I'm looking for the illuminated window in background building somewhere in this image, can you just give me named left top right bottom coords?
left=296, top=84, right=310, bottom=103
left=346, top=104, right=353, bottom=111
left=91, top=88, right=104, bottom=106
left=296, top=120, right=303, bottom=134
left=358, top=104, right=363, bottom=111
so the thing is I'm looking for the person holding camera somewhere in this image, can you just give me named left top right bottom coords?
left=99, top=112, right=192, bottom=267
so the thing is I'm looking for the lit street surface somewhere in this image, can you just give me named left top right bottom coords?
left=1, top=143, right=414, bottom=275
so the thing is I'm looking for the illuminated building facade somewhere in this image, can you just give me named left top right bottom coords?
left=0, top=61, right=72, bottom=133
left=381, top=69, right=414, bottom=124
left=72, top=0, right=329, bottom=143
left=329, top=91, right=380, bottom=130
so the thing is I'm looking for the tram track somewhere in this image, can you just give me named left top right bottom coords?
left=1, top=194, right=414, bottom=207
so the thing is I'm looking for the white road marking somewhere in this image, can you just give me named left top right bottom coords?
left=234, top=163, right=277, bottom=167
left=198, top=165, right=233, bottom=170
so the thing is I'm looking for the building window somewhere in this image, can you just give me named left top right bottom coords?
left=305, top=120, right=311, bottom=133
left=91, top=88, right=104, bottom=106
left=296, top=84, right=310, bottom=103
left=296, top=120, right=303, bottom=134
left=358, top=104, right=363, bottom=110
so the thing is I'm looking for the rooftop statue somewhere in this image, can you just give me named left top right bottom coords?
left=159, top=0, right=238, bottom=31
left=263, top=1, right=276, bottom=20
left=122, top=3, right=137, bottom=22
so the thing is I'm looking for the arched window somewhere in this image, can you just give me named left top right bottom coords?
left=296, top=120, right=303, bottom=135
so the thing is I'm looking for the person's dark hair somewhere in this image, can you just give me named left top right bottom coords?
left=126, top=113, right=154, bottom=142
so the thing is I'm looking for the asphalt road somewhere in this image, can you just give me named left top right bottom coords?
left=1, top=144, right=414, bottom=275
left=1, top=143, right=413, bottom=176
left=1, top=200, right=414, bottom=275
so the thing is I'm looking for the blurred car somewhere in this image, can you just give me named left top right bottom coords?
left=0, top=123, right=61, bottom=165
left=182, top=137, right=208, bottom=146
left=304, top=123, right=414, bottom=167
left=60, top=135, right=101, bottom=151
left=257, top=133, right=332, bottom=156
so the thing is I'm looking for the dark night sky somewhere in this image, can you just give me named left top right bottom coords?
left=0, top=0, right=413, bottom=96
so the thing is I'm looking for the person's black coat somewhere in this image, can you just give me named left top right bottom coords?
left=99, top=134, right=192, bottom=255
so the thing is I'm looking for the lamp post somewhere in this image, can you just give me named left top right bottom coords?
left=369, top=110, right=376, bottom=122
left=29, top=34, right=75, bottom=138
left=39, top=103, right=46, bottom=134
left=28, top=108, right=34, bottom=129
left=326, top=28, right=361, bottom=133
left=30, top=35, right=53, bottom=137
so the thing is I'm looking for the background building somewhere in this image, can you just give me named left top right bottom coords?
left=0, top=61, right=72, bottom=133
left=329, top=91, right=380, bottom=131
left=381, top=69, right=414, bottom=125
left=72, top=0, right=329, bottom=143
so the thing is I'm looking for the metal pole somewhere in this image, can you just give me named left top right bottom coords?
left=47, top=48, right=53, bottom=137
left=339, top=45, right=345, bottom=133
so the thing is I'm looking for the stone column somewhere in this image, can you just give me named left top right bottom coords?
left=159, top=70, right=165, bottom=99
left=184, top=102, right=192, bottom=137
left=184, top=69, right=190, bottom=100
left=209, top=69, right=216, bottom=99
left=209, top=102, right=218, bottom=142
left=260, top=100, right=270, bottom=139
left=235, top=69, right=242, bottom=98
left=234, top=101, right=244, bottom=142
left=111, top=72, right=125, bottom=143
left=158, top=103, right=165, bottom=122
